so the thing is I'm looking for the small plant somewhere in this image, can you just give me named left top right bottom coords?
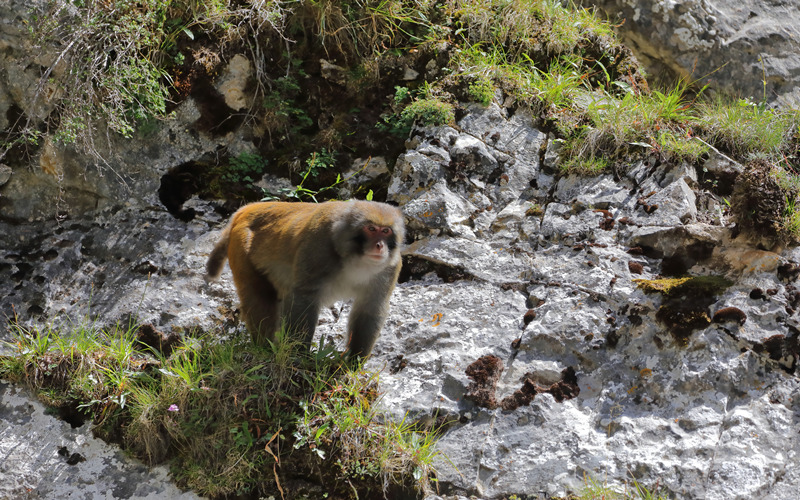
left=526, top=203, right=544, bottom=217
left=528, top=57, right=585, bottom=109
left=783, top=197, right=800, bottom=240
left=262, top=76, right=314, bottom=140
left=377, top=85, right=455, bottom=137
left=400, top=97, right=455, bottom=127
left=279, top=167, right=344, bottom=203
left=575, top=472, right=669, bottom=500
left=468, top=76, right=495, bottom=105
left=393, top=85, right=412, bottom=105
left=261, top=153, right=375, bottom=203
left=304, top=148, right=337, bottom=178
left=222, top=152, right=269, bottom=185
left=656, top=132, right=709, bottom=162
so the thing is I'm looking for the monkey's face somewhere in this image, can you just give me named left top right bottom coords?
left=360, top=224, right=397, bottom=264
left=330, top=201, right=405, bottom=271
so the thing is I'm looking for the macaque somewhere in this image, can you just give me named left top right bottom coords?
left=206, top=200, right=404, bottom=358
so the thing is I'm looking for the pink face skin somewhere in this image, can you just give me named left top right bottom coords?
left=363, top=224, right=393, bottom=261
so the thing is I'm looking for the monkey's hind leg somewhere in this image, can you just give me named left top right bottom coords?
left=233, top=268, right=280, bottom=347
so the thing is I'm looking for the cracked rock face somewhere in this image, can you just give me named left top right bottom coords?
left=584, top=0, right=800, bottom=107
left=4, top=101, right=800, bottom=499
left=3, top=99, right=800, bottom=499
left=373, top=104, right=800, bottom=499
left=0, top=382, right=200, bottom=500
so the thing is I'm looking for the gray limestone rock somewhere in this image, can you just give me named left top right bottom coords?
left=0, top=381, right=201, bottom=500
left=584, top=0, right=800, bottom=107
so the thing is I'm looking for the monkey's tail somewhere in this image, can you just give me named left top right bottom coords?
left=205, top=223, right=232, bottom=280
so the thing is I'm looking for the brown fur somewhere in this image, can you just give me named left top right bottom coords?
left=206, top=200, right=404, bottom=357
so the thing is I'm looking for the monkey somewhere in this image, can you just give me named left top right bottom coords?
left=205, top=200, right=405, bottom=359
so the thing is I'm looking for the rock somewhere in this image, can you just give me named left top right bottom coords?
left=0, top=382, right=201, bottom=500
left=585, top=0, right=800, bottom=107
left=0, top=0, right=60, bottom=127
left=1, top=6, right=800, bottom=498
left=554, top=173, right=629, bottom=208
left=402, top=65, right=419, bottom=80
left=217, top=54, right=253, bottom=111
left=0, top=163, right=11, bottom=185
left=319, top=58, right=347, bottom=86
left=336, top=156, right=391, bottom=199
left=4, top=96, right=800, bottom=500
left=543, top=136, right=563, bottom=172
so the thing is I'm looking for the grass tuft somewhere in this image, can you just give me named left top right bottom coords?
left=573, top=472, right=669, bottom=500
left=1, top=320, right=441, bottom=498
left=692, top=97, right=799, bottom=158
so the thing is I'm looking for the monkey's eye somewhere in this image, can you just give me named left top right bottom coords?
left=367, top=225, right=377, bottom=232
left=382, top=228, right=391, bottom=234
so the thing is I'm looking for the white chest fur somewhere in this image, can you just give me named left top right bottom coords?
left=319, top=256, right=387, bottom=305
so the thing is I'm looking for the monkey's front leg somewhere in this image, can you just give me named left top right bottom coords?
left=345, top=281, right=393, bottom=359
left=283, top=291, right=322, bottom=347
left=346, top=310, right=386, bottom=359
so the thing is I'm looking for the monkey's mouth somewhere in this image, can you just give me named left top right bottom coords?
left=365, top=253, right=386, bottom=262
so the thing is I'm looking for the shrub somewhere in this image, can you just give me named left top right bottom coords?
left=401, top=97, right=455, bottom=127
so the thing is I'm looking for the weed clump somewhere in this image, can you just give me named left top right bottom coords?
left=577, top=472, right=670, bottom=500
left=693, top=98, right=799, bottom=158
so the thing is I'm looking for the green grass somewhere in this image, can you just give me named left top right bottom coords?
left=0, top=320, right=441, bottom=498
left=573, top=473, right=669, bottom=500
left=574, top=81, right=697, bottom=159
left=692, top=97, right=799, bottom=158
left=15, top=0, right=798, bottom=172
left=655, top=131, right=709, bottom=163
left=560, top=155, right=610, bottom=176
left=449, top=0, right=615, bottom=59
